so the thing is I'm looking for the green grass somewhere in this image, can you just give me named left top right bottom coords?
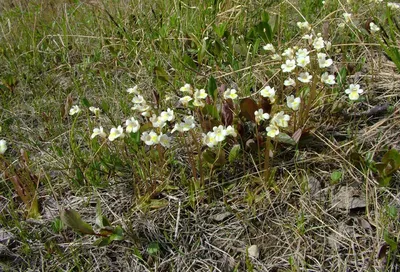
left=1, top=0, right=400, bottom=271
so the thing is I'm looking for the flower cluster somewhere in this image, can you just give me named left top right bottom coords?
left=203, top=125, right=237, bottom=148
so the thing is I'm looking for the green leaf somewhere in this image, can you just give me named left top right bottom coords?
left=81, top=97, right=90, bottom=108
left=274, top=133, right=296, bottom=146
left=147, top=242, right=160, bottom=255
left=109, top=226, right=124, bottom=241
left=203, top=104, right=219, bottom=120
left=60, top=209, right=95, bottom=235
left=96, top=201, right=111, bottom=228
left=382, top=149, right=400, bottom=174
left=229, top=144, right=241, bottom=163
left=330, top=170, right=342, bottom=184
left=153, top=66, right=169, bottom=83
left=384, top=230, right=398, bottom=251
left=207, top=76, right=217, bottom=100
left=94, top=237, right=111, bottom=247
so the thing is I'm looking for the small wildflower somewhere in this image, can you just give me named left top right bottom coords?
left=345, top=84, right=364, bottom=100
left=69, top=105, right=81, bottom=116
left=284, top=78, right=296, bottom=87
left=193, top=99, right=205, bottom=107
left=158, top=133, right=171, bottom=148
left=126, top=86, right=138, bottom=94
left=281, top=59, right=296, bottom=72
left=194, top=89, right=208, bottom=100
left=298, top=72, right=312, bottom=83
left=297, top=21, right=311, bottom=31
left=126, top=117, right=140, bottom=133
left=388, top=2, right=400, bottom=9
left=225, top=125, right=237, bottom=137
left=180, top=83, right=193, bottom=94
left=271, top=53, right=282, bottom=61
left=321, top=72, right=336, bottom=85
left=263, top=44, right=275, bottom=52
left=296, top=48, right=309, bottom=58
left=91, top=127, right=107, bottom=139
left=159, top=108, right=175, bottom=122
left=296, top=56, right=310, bottom=68
left=370, top=22, right=380, bottom=33
left=266, top=124, right=280, bottom=138
left=254, top=109, right=270, bottom=124
left=343, top=13, right=352, bottom=23
left=132, top=95, right=145, bottom=104
left=89, top=106, right=101, bottom=115
left=0, top=139, right=7, bottom=154
left=282, top=48, right=294, bottom=59
left=313, top=37, right=325, bottom=50
left=317, top=53, right=333, bottom=68
left=224, top=89, right=238, bottom=100
left=271, top=111, right=290, bottom=128
left=338, top=22, right=346, bottom=28
left=150, top=114, right=166, bottom=128
left=260, top=86, right=276, bottom=103
left=179, top=96, right=193, bottom=106
left=108, top=126, right=125, bottom=141
left=141, top=130, right=159, bottom=145
left=213, top=125, right=227, bottom=142
left=203, top=132, right=218, bottom=148
left=286, top=95, right=301, bottom=111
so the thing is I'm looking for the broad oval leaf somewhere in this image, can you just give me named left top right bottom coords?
left=61, top=209, right=95, bottom=235
left=274, top=133, right=296, bottom=146
left=240, top=98, right=258, bottom=122
left=229, top=144, right=241, bottom=163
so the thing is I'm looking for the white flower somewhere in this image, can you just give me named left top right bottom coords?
left=297, top=21, right=311, bottom=31
left=284, top=78, right=296, bottom=87
left=141, top=130, right=159, bottom=145
left=263, top=44, right=275, bottom=52
left=298, top=72, right=312, bottom=83
left=271, top=111, right=290, bottom=128
left=286, top=95, right=301, bottom=111
left=302, top=34, right=313, bottom=43
left=224, top=89, right=238, bottom=100
left=282, top=48, right=294, bottom=59
left=131, top=103, right=150, bottom=113
left=254, top=109, right=270, bottom=124
left=317, top=53, right=333, bottom=68
left=69, top=105, right=81, bottom=116
left=225, top=125, right=237, bottom=137
left=213, top=125, right=227, bottom=142
left=281, top=59, right=296, bottom=72
left=343, top=13, right=352, bottom=23
left=172, top=116, right=196, bottom=133
left=150, top=114, right=166, bottom=128
left=91, top=127, right=107, bottom=139
left=159, top=108, right=175, bottom=122
left=126, top=85, right=138, bottom=94
left=296, top=48, right=309, bottom=58
left=313, top=37, right=325, bottom=50
left=0, top=139, right=7, bottom=154
left=180, top=83, right=193, bottom=94
left=179, top=96, right=193, bottom=106
left=388, top=2, right=400, bottom=9
left=193, top=99, right=205, bottom=107
left=271, top=53, right=282, bottom=61
left=89, top=106, right=101, bottom=115
left=260, top=86, right=276, bottom=103
left=266, top=124, right=280, bottom=138
left=296, top=56, right=310, bottom=68
left=321, top=72, right=336, bottom=85
left=203, top=132, right=218, bottom=148
left=126, top=117, right=140, bottom=133
left=194, top=89, right=208, bottom=100
left=158, top=133, right=171, bottom=148
left=338, top=22, right=346, bottom=28
left=370, top=22, right=380, bottom=33
left=132, top=95, right=145, bottom=104
left=345, top=84, right=364, bottom=100
left=108, top=126, right=125, bottom=141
